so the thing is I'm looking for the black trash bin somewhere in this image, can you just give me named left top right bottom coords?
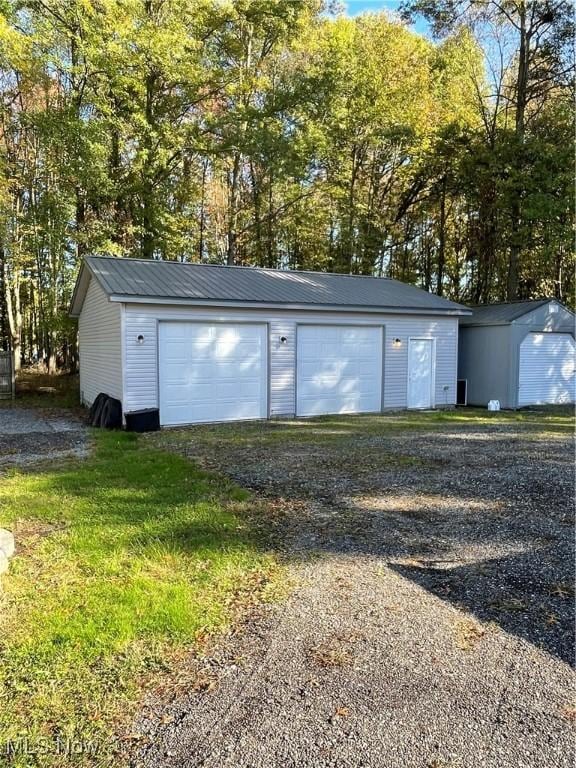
left=125, top=408, right=160, bottom=433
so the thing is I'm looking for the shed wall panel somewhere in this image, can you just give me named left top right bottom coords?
left=458, top=326, right=514, bottom=408
left=78, top=278, right=122, bottom=406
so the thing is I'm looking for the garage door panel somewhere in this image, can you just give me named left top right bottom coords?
left=237, top=355, right=263, bottom=371
left=298, top=394, right=363, bottom=417
left=188, top=344, right=258, bottom=362
left=296, top=325, right=383, bottom=417
left=164, top=325, right=189, bottom=341
left=161, top=388, right=190, bottom=405
left=216, top=379, right=261, bottom=399
left=191, top=360, right=251, bottom=379
left=518, top=332, right=575, bottom=406
left=298, top=360, right=346, bottom=380
left=162, top=360, right=189, bottom=377
left=164, top=341, right=190, bottom=358
left=185, top=381, right=215, bottom=400
left=298, top=342, right=319, bottom=358
left=169, top=400, right=260, bottom=425
left=358, top=359, right=378, bottom=376
left=159, top=322, right=268, bottom=425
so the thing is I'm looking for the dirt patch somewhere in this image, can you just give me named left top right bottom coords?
left=0, top=407, right=88, bottom=471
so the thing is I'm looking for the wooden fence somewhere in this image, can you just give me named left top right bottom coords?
left=0, top=350, right=15, bottom=399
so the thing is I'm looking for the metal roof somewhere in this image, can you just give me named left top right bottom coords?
left=70, top=256, right=471, bottom=316
left=460, top=299, right=559, bottom=326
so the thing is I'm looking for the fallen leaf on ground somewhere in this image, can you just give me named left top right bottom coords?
left=335, top=706, right=350, bottom=717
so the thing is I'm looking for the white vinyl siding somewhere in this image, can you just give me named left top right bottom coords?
left=122, top=304, right=458, bottom=417
left=518, top=332, right=576, bottom=406
left=383, top=317, right=457, bottom=409
left=269, top=317, right=295, bottom=416
left=78, top=278, right=122, bottom=406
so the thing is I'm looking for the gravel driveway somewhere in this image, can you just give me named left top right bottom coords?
left=134, top=410, right=574, bottom=768
left=0, top=406, right=87, bottom=470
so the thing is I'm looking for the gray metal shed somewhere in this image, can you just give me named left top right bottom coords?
left=458, top=299, right=575, bottom=408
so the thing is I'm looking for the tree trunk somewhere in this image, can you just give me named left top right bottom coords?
left=249, top=159, right=263, bottom=265
left=198, top=159, right=207, bottom=261
left=341, top=145, right=358, bottom=273
left=141, top=73, right=156, bottom=259
left=227, top=22, right=253, bottom=266
left=227, top=152, right=242, bottom=265
left=142, top=5, right=157, bottom=259
left=437, top=174, right=447, bottom=297
left=266, top=166, right=274, bottom=268
left=142, top=176, right=155, bottom=259
left=507, top=1, right=528, bottom=301
left=554, top=242, right=563, bottom=301
left=110, top=124, right=127, bottom=250
left=3, top=259, right=22, bottom=372
left=71, top=34, right=86, bottom=261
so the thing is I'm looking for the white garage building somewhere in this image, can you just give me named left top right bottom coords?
left=458, top=299, right=575, bottom=408
left=70, top=256, right=470, bottom=426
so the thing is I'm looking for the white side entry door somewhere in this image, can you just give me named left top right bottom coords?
left=407, top=338, right=434, bottom=409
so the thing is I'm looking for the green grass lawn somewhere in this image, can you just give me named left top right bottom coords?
left=0, top=431, right=279, bottom=767
left=156, top=405, right=575, bottom=452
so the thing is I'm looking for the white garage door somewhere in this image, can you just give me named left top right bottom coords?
left=518, top=332, right=575, bottom=406
left=159, top=322, right=268, bottom=425
left=296, top=325, right=383, bottom=417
